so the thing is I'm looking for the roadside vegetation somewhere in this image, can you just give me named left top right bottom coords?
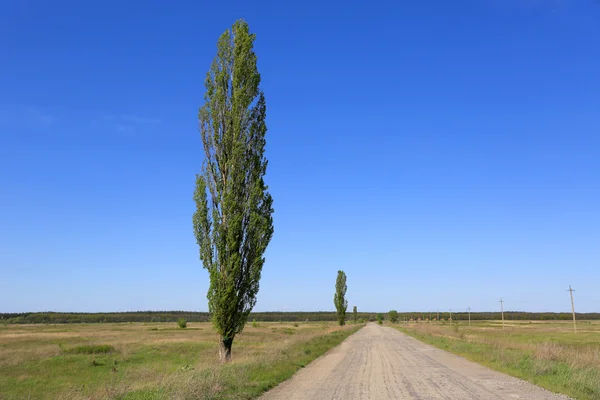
left=192, top=19, right=274, bottom=363
left=333, top=270, right=348, bottom=326
left=395, top=320, right=600, bottom=400
left=0, top=321, right=362, bottom=399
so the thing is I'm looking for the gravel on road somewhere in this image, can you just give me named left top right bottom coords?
left=260, top=323, right=571, bottom=400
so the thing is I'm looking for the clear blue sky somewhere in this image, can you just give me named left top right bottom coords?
left=1, top=0, right=598, bottom=314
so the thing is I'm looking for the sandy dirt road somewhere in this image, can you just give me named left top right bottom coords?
left=260, top=323, right=570, bottom=400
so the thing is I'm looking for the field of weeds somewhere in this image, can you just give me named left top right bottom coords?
left=0, top=321, right=361, bottom=399
left=395, top=320, right=600, bottom=400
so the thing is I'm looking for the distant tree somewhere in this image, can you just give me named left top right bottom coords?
left=333, top=271, right=348, bottom=326
left=193, top=20, right=274, bottom=362
left=177, top=318, right=187, bottom=329
left=377, top=313, right=384, bottom=325
left=389, top=310, right=398, bottom=323
left=353, top=306, right=358, bottom=323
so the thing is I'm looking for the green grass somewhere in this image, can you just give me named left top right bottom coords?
left=395, top=321, right=600, bottom=400
left=0, top=321, right=362, bottom=399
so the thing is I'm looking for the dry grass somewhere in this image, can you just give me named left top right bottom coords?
left=0, top=321, right=360, bottom=399
left=400, top=321, right=600, bottom=370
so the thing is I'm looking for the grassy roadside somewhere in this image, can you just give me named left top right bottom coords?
left=0, top=322, right=363, bottom=400
left=394, top=322, right=600, bottom=400
left=156, top=324, right=362, bottom=400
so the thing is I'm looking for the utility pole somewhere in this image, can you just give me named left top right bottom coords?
left=500, top=298, right=505, bottom=330
left=467, top=306, right=471, bottom=327
left=449, top=308, right=452, bottom=321
left=568, top=285, right=577, bottom=334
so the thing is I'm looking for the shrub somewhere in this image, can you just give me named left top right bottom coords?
left=389, top=310, right=399, bottom=323
left=377, top=313, right=384, bottom=325
left=293, top=322, right=299, bottom=327
left=65, top=344, right=115, bottom=355
left=252, top=319, right=259, bottom=328
left=177, top=318, right=187, bottom=329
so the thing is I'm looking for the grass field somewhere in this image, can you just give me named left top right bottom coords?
left=395, top=320, right=600, bottom=400
left=0, top=321, right=361, bottom=399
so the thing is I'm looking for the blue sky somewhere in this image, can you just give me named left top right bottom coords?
left=1, top=0, right=599, bottom=313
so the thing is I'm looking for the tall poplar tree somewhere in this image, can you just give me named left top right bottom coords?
left=193, top=20, right=274, bottom=362
left=334, top=270, right=348, bottom=326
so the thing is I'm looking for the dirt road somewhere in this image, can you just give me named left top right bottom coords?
left=260, top=323, right=570, bottom=400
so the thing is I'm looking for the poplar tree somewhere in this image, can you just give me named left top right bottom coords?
left=353, top=306, right=358, bottom=323
left=334, top=270, right=348, bottom=326
left=193, top=20, right=274, bottom=362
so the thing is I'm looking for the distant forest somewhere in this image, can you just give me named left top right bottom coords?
left=1, top=311, right=598, bottom=324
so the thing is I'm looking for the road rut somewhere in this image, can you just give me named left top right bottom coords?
left=260, top=323, right=570, bottom=400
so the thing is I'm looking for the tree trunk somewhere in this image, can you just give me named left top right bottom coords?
left=219, top=337, right=233, bottom=362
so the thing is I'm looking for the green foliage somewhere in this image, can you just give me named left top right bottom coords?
left=252, top=319, right=259, bottom=328
left=64, top=344, right=115, bottom=355
left=389, top=310, right=399, bottom=323
left=177, top=318, right=187, bottom=329
left=333, top=270, right=348, bottom=326
left=353, top=306, right=357, bottom=323
left=377, top=313, right=384, bottom=325
left=193, top=20, right=274, bottom=361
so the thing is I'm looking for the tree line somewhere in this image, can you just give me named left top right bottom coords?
left=2, top=310, right=598, bottom=325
